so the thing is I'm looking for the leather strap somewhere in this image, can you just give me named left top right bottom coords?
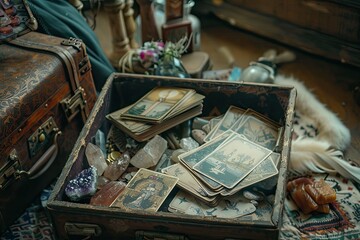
left=9, top=37, right=90, bottom=123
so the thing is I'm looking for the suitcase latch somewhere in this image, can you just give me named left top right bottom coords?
left=61, top=87, right=87, bottom=122
left=28, top=117, right=58, bottom=158
left=65, top=223, right=102, bottom=237
left=0, top=149, right=21, bottom=190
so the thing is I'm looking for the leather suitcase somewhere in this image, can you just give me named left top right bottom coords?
left=47, top=74, right=296, bottom=240
left=0, top=31, right=97, bottom=233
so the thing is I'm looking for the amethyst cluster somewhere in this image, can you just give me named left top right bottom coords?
left=65, top=166, right=98, bottom=202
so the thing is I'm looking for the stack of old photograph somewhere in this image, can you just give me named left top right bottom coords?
left=162, top=106, right=283, bottom=217
left=106, top=86, right=205, bottom=142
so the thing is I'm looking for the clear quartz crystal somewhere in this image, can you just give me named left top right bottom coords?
left=103, top=152, right=131, bottom=181
left=130, top=135, right=167, bottom=168
left=180, top=137, right=199, bottom=151
left=95, top=129, right=107, bottom=155
left=85, top=142, right=108, bottom=176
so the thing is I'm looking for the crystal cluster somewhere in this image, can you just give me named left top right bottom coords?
left=65, top=166, right=98, bottom=202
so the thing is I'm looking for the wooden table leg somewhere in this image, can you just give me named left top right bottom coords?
left=123, top=0, right=138, bottom=49
left=103, top=0, right=131, bottom=66
left=136, top=0, right=159, bottom=44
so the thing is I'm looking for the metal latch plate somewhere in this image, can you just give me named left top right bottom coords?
left=28, top=117, right=58, bottom=158
left=61, top=87, right=87, bottom=122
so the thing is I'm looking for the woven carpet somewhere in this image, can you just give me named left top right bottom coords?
left=1, top=184, right=55, bottom=240
left=1, top=76, right=360, bottom=240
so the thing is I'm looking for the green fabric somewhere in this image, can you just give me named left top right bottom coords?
left=27, top=0, right=115, bottom=91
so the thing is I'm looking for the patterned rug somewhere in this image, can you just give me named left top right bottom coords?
left=1, top=185, right=55, bottom=240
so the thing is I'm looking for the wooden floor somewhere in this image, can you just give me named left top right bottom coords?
left=198, top=16, right=360, bottom=164
left=94, top=11, right=360, bottom=165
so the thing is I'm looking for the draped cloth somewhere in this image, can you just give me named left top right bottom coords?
left=27, top=0, right=115, bottom=91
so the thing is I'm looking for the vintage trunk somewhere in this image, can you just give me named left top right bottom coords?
left=47, top=73, right=296, bottom=240
left=0, top=31, right=97, bottom=233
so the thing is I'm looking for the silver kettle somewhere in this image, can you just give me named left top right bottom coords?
left=240, top=49, right=296, bottom=84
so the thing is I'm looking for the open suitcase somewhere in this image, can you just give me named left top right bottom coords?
left=47, top=73, right=296, bottom=240
left=0, top=22, right=97, bottom=234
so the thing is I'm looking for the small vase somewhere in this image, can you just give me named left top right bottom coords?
left=154, top=55, right=190, bottom=78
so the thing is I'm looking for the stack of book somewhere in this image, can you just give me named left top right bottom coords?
left=107, top=86, right=204, bottom=142
left=162, top=106, right=283, bottom=206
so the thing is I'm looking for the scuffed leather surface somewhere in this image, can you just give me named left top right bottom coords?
left=0, top=43, right=65, bottom=143
left=0, top=32, right=97, bottom=233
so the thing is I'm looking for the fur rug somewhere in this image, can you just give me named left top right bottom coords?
left=275, top=75, right=360, bottom=239
left=274, top=75, right=360, bottom=183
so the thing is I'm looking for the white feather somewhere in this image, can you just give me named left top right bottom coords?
left=275, top=75, right=359, bottom=183
left=290, top=138, right=360, bottom=183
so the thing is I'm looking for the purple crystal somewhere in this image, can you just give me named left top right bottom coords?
left=65, top=166, right=98, bottom=202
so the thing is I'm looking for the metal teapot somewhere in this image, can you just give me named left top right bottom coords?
left=240, top=49, right=296, bottom=84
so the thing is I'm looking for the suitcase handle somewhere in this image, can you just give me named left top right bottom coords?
left=16, top=129, right=62, bottom=180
